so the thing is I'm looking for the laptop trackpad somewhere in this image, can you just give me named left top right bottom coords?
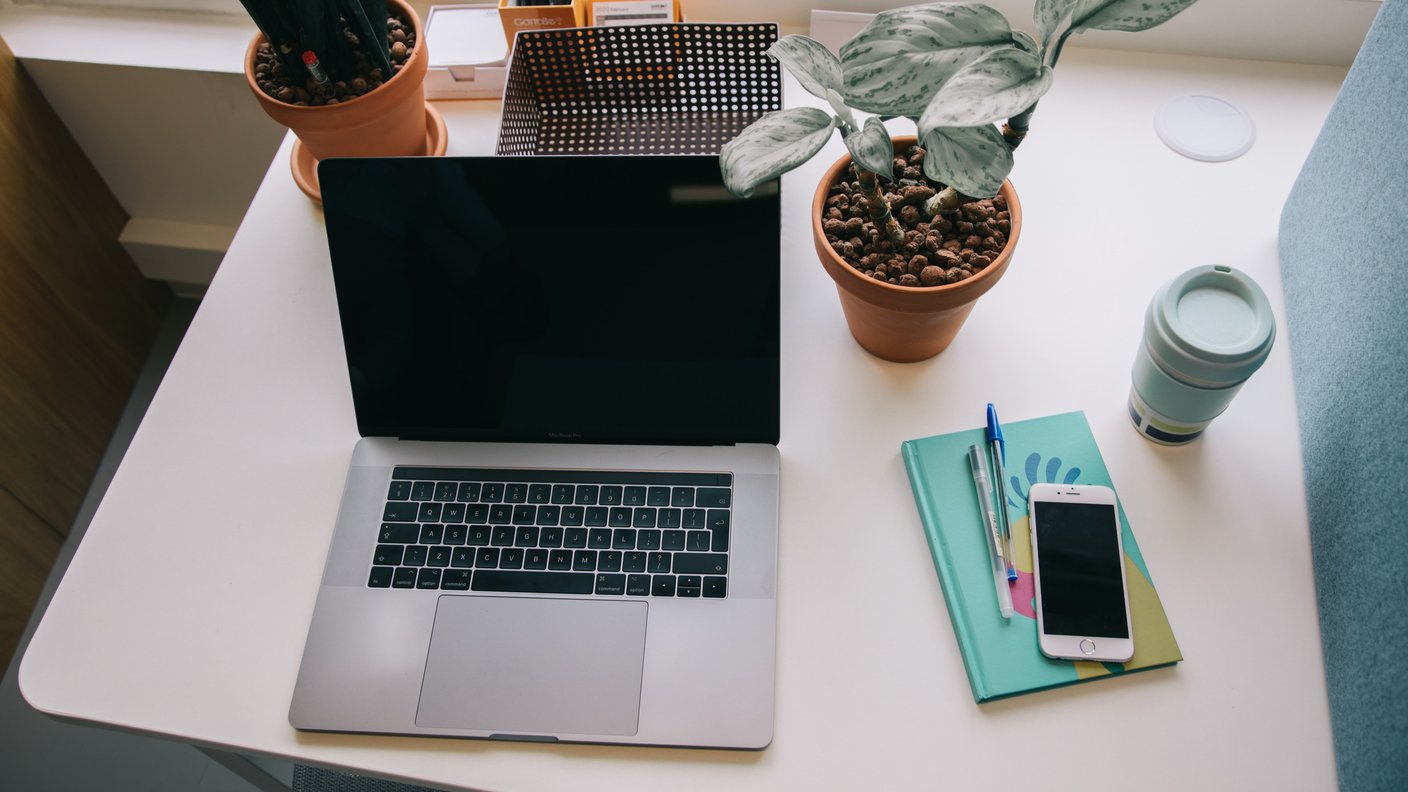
left=416, top=596, right=647, bottom=736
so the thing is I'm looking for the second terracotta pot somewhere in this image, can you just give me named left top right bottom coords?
left=812, top=136, right=1023, bottom=363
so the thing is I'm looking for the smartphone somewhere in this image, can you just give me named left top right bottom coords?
left=1028, top=483, right=1134, bottom=663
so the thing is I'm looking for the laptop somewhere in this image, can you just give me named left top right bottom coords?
left=288, top=155, right=780, bottom=749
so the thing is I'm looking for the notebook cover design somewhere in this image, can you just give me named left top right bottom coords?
left=901, top=410, right=1181, bottom=703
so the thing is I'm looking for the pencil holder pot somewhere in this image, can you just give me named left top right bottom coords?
left=1129, top=265, right=1276, bottom=444
left=811, top=136, right=1021, bottom=364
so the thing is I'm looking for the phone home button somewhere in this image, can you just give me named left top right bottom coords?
left=1079, top=639, right=1097, bottom=655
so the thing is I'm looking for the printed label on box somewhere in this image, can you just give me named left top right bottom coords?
left=592, top=1, right=674, bottom=26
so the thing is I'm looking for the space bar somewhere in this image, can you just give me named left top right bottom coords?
left=471, top=571, right=596, bottom=594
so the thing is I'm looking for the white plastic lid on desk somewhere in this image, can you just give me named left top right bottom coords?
left=1155, top=93, right=1256, bottom=162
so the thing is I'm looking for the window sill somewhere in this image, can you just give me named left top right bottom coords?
left=0, top=5, right=254, bottom=74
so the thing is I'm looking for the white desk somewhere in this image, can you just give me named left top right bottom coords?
left=21, top=47, right=1347, bottom=791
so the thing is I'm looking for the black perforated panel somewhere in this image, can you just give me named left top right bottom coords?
left=496, top=23, right=781, bottom=156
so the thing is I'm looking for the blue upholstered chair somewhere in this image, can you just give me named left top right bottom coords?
left=1278, top=1, right=1408, bottom=789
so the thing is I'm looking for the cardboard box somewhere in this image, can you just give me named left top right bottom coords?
left=426, top=5, right=509, bottom=99
left=498, top=0, right=586, bottom=52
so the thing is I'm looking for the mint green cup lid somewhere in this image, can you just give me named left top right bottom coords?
left=1143, top=265, right=1276, bottom=389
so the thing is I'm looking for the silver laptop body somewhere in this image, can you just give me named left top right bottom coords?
left=289, top=156, right=780, bottom=749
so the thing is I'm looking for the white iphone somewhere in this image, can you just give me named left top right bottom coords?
left=1028, top=483, right=1135, bottom=663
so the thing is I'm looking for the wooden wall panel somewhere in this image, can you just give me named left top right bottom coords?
left=0, top=36, right=171, bottom=665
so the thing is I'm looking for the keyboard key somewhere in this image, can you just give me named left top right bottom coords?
left=548, top=549, right=573, bottom=570
left=515, top=526, right=539, bottom=547
left=540, top=526, right=564, bottom=547
left=679, top=575, right=702, bottom=589
left=585, top=507, right=609, bottom=527
left=417, top=502, right=443, bottom=522
left=505, top=483, right=528, bottom=503
left=535, top=505, right=561, bottom=526
left=512, top=505, right=536, bottom=525
left=707, top=509, right=730, bottom=531
left=662, top=530, right=686, bottom=551
left=434, top=483, right=458, bottom=502
left=671, top=487, right=694, bottom=507
left=600, top=486, right=623, bottom=505
left=648, top=552, right=671, bottom=573
left=703, top=576, right=727, bottom=598
left=379, top=523, right=418, bottom=543
left=500, top=548, right=525, bottom=570
left=551, top=484, right=575, bottom=504
left=595, top=574, right=626, bottom=595
left=442, top=503, right=466, bottom=523
left=527, top=484, right=551, bottom=504
left=383, top=502, right=418, bottom=522
left=647, top=487, right=671, bottom=506
left=392, top=568, right=417, bottom=588
left=467, top=526, right=491, bottom=546
left=427, top=546, right=451, bottom=567
left=674, top=553, right=728, bottom=575
left=560, top=506, right=585, bottom=526
left=411, top=482, right=435, bottom=501
left=623, top=551, right=647, bottom=572
left=564, top=528, right=588, bottom=548
left=575, top=485, right=599, bottom=505
left=387, top=481, right=411, bottom=501
left=488, top=505, right=513, bottom=524
left=368, top=566, right=393, bottom=587
left=652, top=575, right=676, bottom=597
left=599, top=550, right=623, bottom=572
left=686, top=531, right=710, bottom=552
left=712, top=523, right=730, bottom=552
left=682, top=508, right=706, bottom=529
left=481, top=483, right=504, bottom=502
left=608, top=507, right=632, bottom=528
left=372, top=545, right=404, bottom=566
left=573, top=550, right=598, bottom=571
left=456, top=482, right=481, bottom=502
left=445, top=525, right=468, bottom=545
left=476, top=548, right=500, bottom=568
left=491, top=526, right=515, bottom=546
left=623, top=486, right=647, bottom=506
left=659, top=508, right=681, bottom=529
left=612, top=529, right=637, bottom=550
left=451, top=548, right=474, bottom=568
left=524, top=548, right=549, bottom=570
left=697, top=487, right=731, bottom=507
left=627, top=574, right=651, bottom=596
left=472, top=570, right=594, bottom=595
left=677, top=584, right=701, bottom=598
left=416, top=568, right=441, bottom=589
left=632, top=508, right=657, bottom=528
left=637, top=530, right=661, bottom=550
left=588, top=528, right=612, bottom=549
left=419, top=524, right=444, bottom=544
left=440, top=570, right=471, bottom=590
left=403, top=546, right=428, bottom=566
left=466, top=504, right=490, bottom=523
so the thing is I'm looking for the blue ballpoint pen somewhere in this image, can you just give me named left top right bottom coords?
left=986, top=404, right=1018, bottom=582
left=968, top=444, right=1015, bottom=619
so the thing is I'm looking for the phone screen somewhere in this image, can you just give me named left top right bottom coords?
left=1033, top=501, right=1129, bottom=638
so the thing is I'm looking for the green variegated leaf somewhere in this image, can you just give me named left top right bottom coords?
left=768, top=35, right=842, bottom=101
left=839, top=2, right=1018, bottom=117
left=919, top=48, right=1053, bottom=128
left=1070, top=0, right=1200, bottom=33
left=1012, top=29, right=1040, bottom=55
left=844, top=117, right=894, bottom=179
left=919, top=124, right=1013, bottom=199
left=720, top=108, right=837, bottom=197
left=1034, top=0, right=1077, bottom=47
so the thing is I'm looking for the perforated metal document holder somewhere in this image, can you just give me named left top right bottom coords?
left=496, top=23, right=782, bottom=156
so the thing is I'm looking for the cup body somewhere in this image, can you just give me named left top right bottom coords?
left=1129, top=265, right=1276, bottom=444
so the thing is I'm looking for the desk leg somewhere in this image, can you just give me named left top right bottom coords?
left=198, top=746, right=293, bottom=792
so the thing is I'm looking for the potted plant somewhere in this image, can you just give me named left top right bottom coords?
left=239, top=0, right=445, bottom=200
left=721, top=0, right=1199, bottom=362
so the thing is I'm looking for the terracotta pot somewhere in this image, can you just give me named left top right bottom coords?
left=243, top=0, right=431, bottom=163
left=812, top=136, right=1023, bottom=363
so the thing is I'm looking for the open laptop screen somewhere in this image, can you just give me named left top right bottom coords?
left=319, top=156, right=780, bottom=447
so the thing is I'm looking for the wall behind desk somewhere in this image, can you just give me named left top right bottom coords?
left=0, top=36, right=170, bottom=668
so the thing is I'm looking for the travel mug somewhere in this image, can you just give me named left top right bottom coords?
left=1129, top=265, right=1276, bottom=444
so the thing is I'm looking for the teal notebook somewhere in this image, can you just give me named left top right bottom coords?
left=901, top=410, right=1181, bottom=703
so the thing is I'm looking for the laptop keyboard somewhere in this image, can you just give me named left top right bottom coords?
left=368, top=467, right=731, bottom=598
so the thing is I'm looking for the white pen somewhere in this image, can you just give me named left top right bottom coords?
left=969, top=444, right=1015, bottom=619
